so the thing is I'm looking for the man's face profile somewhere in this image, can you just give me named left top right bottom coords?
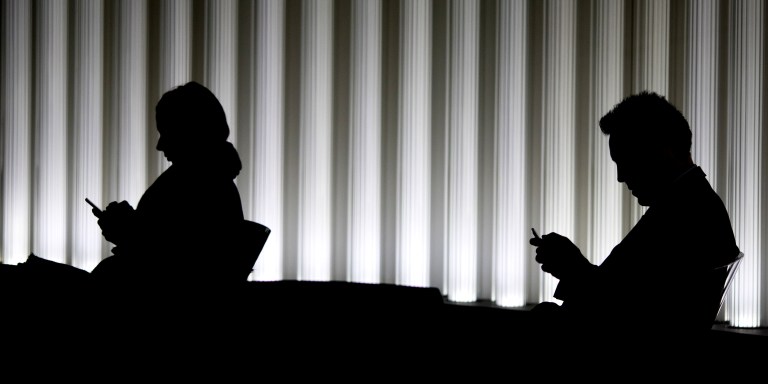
left=609, top=133, right=661, bottom=207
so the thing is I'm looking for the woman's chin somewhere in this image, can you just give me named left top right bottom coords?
left=636, top=195, right=653, bottom=207
left=633, top=191, right=649, bottom=206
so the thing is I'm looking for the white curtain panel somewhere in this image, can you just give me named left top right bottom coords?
left=1, top=0, right=766, bottom=327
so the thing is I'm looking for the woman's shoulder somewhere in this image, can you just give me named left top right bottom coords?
left=145, top=164, right=235, bottom=192
left=138, top=165, right=242, bottom=212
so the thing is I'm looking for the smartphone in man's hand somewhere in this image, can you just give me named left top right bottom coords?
left=530, top=227, right=543, bottom=247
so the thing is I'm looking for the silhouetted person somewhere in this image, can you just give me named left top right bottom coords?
left=529, top=92, right=740, bottom=357
left=91, top=81, right=245, bottom=292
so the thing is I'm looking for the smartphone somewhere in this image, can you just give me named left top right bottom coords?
left=85, top=198, right=103, bottom=218
left=531, top=228, right=541, bottom=240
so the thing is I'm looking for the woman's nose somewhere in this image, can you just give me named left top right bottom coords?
left=616, top=165, right=625, bottom=183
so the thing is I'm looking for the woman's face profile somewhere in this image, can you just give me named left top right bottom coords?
left=154, top=82, right=229, bottom=164
left=156, top=133, right=172, bottom=162
left=155, top=114, right=206, bottom=164
left=155, top=117, right=181, bottom=162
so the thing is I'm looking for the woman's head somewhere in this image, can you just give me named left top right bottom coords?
left=155, top=81, right=230, bottom=162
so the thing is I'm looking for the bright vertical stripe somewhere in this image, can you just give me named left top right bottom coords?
left=446, top=0, right=479, bottom=303
left=632, top=0, right=669, bottom=94
left=1, top=0, right=32, bottom=266
left=684, top=0, right=719, bottom=194
left=588, top=0, right=624, bottom=266
left=493, top=0, right=527, bottom=308
left=71, top=0, right=104, bottom=271
left=348, top=0, right=382, bottom=284
left=726, top=0, right=763, bottom=328
left=683, top=0, right=724, bottom=321
left=157, top=0, right=192, bottom=173
left=33, top=0, right=68, bottom=264
left=397, top=0, right=431, bottom=287
left=629, top=0, right=669, bottom=225
left=204, top=0, right=237, bottom=146
left=298, top=0, right=333, bottom=281
left=111, top=0, right=147, bottom=207
left=249, top=0, right=285, bottom=282
left=539, top=0, right=576, bottom=302
left=684, top=1, right=728, bottom=323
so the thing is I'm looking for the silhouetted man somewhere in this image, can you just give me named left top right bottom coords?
left=530, top=91, right=740, bottom=351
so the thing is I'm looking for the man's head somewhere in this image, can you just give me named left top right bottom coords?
left=155, top=81, right=230, bottom=163
left=599, top=91, right=693, bottom=206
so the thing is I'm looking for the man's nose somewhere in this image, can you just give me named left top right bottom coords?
left=156, top=136, right=164, bottom=151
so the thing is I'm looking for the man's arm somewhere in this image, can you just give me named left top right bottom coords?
left=552, top=265, right=599, bottom=302
left=530, top=232, right=599, bottom=302
left=531, top=233, right=594, bottom=280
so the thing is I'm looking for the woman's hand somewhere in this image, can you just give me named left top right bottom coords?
left=97, top=201, right=136, bottom=246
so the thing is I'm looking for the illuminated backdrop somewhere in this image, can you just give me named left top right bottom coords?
left=1, top=0, right=765, bottom=327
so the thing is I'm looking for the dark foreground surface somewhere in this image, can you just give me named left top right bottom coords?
left=2, top=276, right=766, bottom=379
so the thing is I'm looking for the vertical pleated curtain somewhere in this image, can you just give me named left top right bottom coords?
left=1, top=0, right=765, bottom=328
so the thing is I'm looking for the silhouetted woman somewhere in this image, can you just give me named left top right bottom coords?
left=91, top=81, right=245, bottom=289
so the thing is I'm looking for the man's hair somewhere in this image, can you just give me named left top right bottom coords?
left=599, top=91, right=692, bottom=158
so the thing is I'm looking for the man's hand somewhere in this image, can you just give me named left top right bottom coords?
left=97, top=200, right=136, bottom=246
left=529, top=232, right=592, bottom=281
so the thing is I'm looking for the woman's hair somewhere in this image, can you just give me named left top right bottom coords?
left=155, top=81, right=230, bottom=142
left=155, top=81, right=241, bottom=177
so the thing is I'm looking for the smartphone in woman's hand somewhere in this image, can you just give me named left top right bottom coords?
left=85, top=198, right=103, bottom=218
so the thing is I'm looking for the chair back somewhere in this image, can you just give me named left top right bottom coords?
left=232, top=220, right=271, bottom=282
left=715, top=251, right=744, bottom=316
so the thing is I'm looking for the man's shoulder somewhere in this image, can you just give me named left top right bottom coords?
left=659, top=168, right=729, bottom=217
left=622, top=171, right=736, bottom=253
